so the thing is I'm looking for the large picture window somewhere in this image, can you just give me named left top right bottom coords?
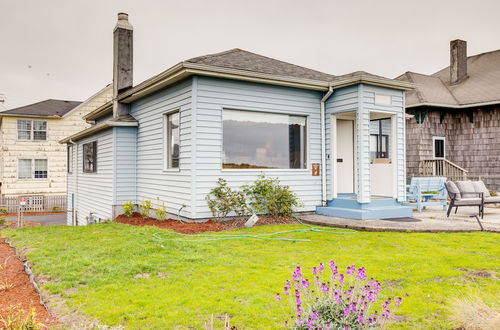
left=165, top=111, right=180, bottom=169
left=17, top=120, right=47, bottom=141
left=18, top=159, right=48, bottom=179
left=83, top=141, right=97, bottom=173
left=223, top=110, right=307, bottom=169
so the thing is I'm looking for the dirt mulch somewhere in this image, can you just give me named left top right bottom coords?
left=115, top=212, right=299, bottom=234
left=0, top=238, right=57, bottom=327
left=1, top=221, right=41, bottom=230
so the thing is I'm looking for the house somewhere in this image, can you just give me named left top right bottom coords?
left=61, top=13, right=413, bottom=224
left=397, top=40, right=500, bottom=189
left=0, top=86, right=112, bottom=208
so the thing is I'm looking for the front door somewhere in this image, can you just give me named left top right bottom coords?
left=337, top=120, right=354, bottom=194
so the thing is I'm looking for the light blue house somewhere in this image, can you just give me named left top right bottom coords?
left=61, top=13, right=413, bottom=224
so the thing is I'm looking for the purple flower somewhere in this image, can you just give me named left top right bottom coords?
left=296, top=297, right=302, bottom=306
left=343, top=325, right=350, bottom=330
left=396, top=297, right=402, bottom=307
left=293, top=266, right=303, bottom=282
left=339, top=274, right=345, bottom=285
left=312, top=267, right=318, bottom=275
left=334, top=292, right=343, bottom=304
left=276, top=293, right=282, bottom=302
left=320, top=283, right=330, bottom=293
left=302, top=279, right=310, bottom=289
left=366, top=290, right=376, bottom=302
left=319, top=263, right=325, bottom=273
left=358, top=313, right=365, bottom=323
left=356, top=267, right=367, bottom=280
left=297, top=306, right=303, bottom=315
left=346, top=265, right=356, bottom=275
left=307, top=318, right=315, bottom=328
left=382, top=299, right=390, bottom=309
left=325, top=324, right=331, bottom=330
left=343, top=306, right=352, bottom=316
left=295, top=317, right=303, bottom=326
left=382, top=309, right=391, bottom=318
left=311, top=311, right=319, bottom=320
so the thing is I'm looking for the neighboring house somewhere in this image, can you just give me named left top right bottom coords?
left=61, top=13, right=413, bottom=224
left=397, top=40, right=500, bottom=188
left=0, top=86, right=112, bottom=204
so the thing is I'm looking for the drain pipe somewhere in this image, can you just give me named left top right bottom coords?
left=320, top=85, right=334, bottom=206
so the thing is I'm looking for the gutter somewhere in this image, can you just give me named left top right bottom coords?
left=406, top=99, right=500, bottom=109
left=59, top=120, right=138, bottom=144
left=320, top=86, right=334, bottom=206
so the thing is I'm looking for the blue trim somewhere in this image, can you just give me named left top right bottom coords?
left=317, top=196, right=413, bottom=219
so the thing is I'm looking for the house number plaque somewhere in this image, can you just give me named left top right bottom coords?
left=312, top=163, right=320, bottom=176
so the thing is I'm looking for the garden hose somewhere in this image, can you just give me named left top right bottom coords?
left=152, top=215, right=356, bottom=245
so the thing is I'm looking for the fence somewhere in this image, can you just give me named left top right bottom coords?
left=0, top=195, right=67, bottom=213
left=419, top=159, right=468, bottom=182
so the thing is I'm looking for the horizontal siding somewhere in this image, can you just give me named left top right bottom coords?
left=193, top=77, right=323, bottom=218
left=325, top=85, right=359, bottom=199
left=130, top=78, right=193, bottom=217
left=114, top=126, right=137, bottom=204
left=73, top=129, right=114, bottom=224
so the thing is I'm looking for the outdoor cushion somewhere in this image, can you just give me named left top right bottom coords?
left=472, top=181, right=491, bottom=197
left=454, top=198, right=483, bottom=206
left=445, top=181, right=461, bottom=200
left=456, top=181, right=478, bottom=198
left=484, top=196, right=500, bottom=203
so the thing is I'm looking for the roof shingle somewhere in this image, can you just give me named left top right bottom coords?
left=0, top=99, right=82, bottom=117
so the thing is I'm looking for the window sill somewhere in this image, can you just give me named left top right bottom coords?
left=163, top=168, right=180, bottom=173
left=221, top=168, right=310, bottom=173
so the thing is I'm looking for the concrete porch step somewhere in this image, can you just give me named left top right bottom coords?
left=316, top=205, right=413, bottom=220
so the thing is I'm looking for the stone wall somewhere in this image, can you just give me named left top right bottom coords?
left=406, top=106, right=500, bottom=185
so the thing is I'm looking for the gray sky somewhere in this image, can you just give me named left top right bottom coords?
left=1, top=0, right=499, bottom=109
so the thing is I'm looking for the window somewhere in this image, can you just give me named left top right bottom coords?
left=222, top=109, right=307, bottom=169
left=17, top=120, right=47, bottom=141
left=67, top=145, right=73, bottom=173
left=370, top=119, right=390, bottom=161
left=433, top=137, right=445, bottom=158
left=83, top=141, right=97, bottom=173
left=165, top=112, right=180, bottom=169
left=18, top=159, right=48, bottom=179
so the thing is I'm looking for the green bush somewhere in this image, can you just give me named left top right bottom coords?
left=206, top=178, right=248, bottom=221
left=138, top=200, right=152, bottom=218
left=122, top=201, right=135, bottom=217
left=155, top=198, right=168, bottom=221
left=0, top=217, right=6, bottom=227
left=242, top=175, right=302, bottom=217
left=52, top=206, right=61, bottom=212
left=489, top=190, right=498, bottom=197
left=0, top=207, right=7, bottom=214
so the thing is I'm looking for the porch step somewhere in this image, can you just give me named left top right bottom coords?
left=316, top=205, right=413, bottom=220
left=327, top=197, right=402, bottom=209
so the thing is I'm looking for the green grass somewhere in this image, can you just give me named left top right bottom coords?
left=2, top=223, right=499, bottom=329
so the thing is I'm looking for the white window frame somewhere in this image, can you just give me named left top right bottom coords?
left=82, top=141, right=97, bottom=173
left=221, top=108, right=310, bottom=171
left=17, top=158, right=48, bottom=180
left=163, top=110, right=180, bottom=171
left=432, top=136, right=446, bottom=159
left=17, top=119, right=48, bottom=141
left=67, top=144, right=74, bottom=174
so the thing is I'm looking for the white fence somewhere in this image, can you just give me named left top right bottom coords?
left=0, top=195, right=67, bottom=213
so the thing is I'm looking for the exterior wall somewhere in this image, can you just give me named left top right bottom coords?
left=0, top=86, right=112, bottom=197
left=113, top=126, right=137, bottom=205
left=192, top=76, right=323, bottom=218
left=67, top=129, right=114, bottom=225
left=406, top=106, right=500, bottom=189
left=130, top=78, right=193, bottom=218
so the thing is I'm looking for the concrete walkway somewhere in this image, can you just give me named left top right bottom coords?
left=300, top=205, right=500, bottom=232
left=6, top=213, right=66, bottom=226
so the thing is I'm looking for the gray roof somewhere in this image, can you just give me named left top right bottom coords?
left=186, top=48, right=400, bottom=85
left=397, top=49, right=500, bottom=108
left=0, top=99, right=82, bottom=117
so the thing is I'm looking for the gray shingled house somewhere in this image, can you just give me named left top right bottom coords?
left=397, top=40, right=500, bottom=189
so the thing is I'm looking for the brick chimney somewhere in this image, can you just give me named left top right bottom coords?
left=450, top=39, right=467, bottom=85
left=113, top=13, right=133, bottom=118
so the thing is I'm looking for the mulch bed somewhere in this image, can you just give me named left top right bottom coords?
left=115, top=212, right=298, bottom=234
left=0, top=238, right=57, bottom=327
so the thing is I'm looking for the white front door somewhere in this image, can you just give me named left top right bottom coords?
left=337, top=120, right=355, bottom=194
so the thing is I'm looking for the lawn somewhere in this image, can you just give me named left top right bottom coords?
left=2, top=223, right=499, bottom=329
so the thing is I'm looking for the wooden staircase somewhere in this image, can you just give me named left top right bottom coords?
left=419, top=159, right=468, bottom=181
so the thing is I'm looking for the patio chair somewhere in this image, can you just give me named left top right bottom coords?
left=472, top=181, right=500, bottom=208
left=445, top=181, right=487, bottom=218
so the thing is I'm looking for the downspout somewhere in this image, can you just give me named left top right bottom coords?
left=320, top=85, right=334, bottom=206
left=67, top=140, right=77, bottom=225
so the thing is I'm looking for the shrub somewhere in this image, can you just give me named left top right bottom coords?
left=276, top=261, right=402, bottom=329
left=52, top=206, right=61, bottom=212
left=0, top=217, right=5, bottom=227
left=206, top=178, right=248, bottom=221
left=0, top=307, right=44, bottom=330
left=0, top=207, right=7, bottom=214
left=138, top=200, right=152, bottom=218
left=122, top=201, right=135, bottom=217
left=489, top=190, right=498, bottom=197
left=243, top=175, right=302, bottom=217
left=155, top=198, right=168, bottom=221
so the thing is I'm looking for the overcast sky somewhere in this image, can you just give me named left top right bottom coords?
left=1, top=0, right=499, bottom=109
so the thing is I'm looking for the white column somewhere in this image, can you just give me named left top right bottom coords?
left=356, top=84, right=370, bottom=203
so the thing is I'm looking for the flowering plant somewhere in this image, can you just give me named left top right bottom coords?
left=276, top=261, right=402, bottom=329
